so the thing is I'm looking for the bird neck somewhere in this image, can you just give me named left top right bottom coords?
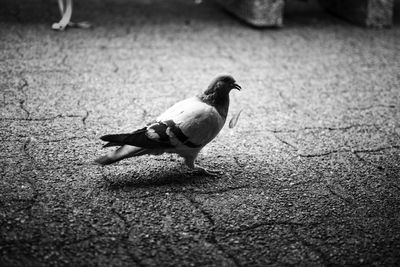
left=198, top=93, right=230, bottom=118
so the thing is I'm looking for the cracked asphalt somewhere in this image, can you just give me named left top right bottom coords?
left=1, top=0, right=400, bottom=266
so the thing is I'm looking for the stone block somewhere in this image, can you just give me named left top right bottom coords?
left=319, top=0, right=394, bottom=27
left=216, top=0, right=285, bottom=27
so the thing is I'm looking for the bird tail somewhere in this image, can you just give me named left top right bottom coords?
left=94, top=145, right=149, bottom=165
left=100, top=132, right=143, bottom=148
left=100, top=127, right=167, bottom=149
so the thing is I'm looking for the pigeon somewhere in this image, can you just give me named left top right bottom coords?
left=95, top=75, right=241, bottom=175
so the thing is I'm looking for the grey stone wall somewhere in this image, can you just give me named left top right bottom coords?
left=216, top=0, right=394, bottom=27
left=215, top=0, right=285, bottom=27
left=319, top=0, right=394, bottom=27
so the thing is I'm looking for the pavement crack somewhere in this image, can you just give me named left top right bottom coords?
left=17, top=78, right=30, bottom=119
left=111, top=208, right=130, bottom=233
left=19, top=99, right=30, bottom=118
left=288, top=225, right=332, bottom=266
left=184, top=194, right=215, bottom=226
left=325, top=184, right=355, bottom=205
left=183, top=194, right=241, bottom=267
left=111, top=208, right=146, bottom=267
left=353, top=152, right=384, bottom=170
left=82, top=110, right=90, bottom=126
left=353, top=146, right=400, bottom=153
left=273, top=134, right=299, bottom=151
left=104, top=184, right=251, bottom=199
left=0, top=114, right=82, bottom=121
left=193, top=185, right=251, bottom=195
left=61, top=54, right=68, bottom=65
left=278, top=90, right=298, bottom=111
left=266, top=123, right=377, bottom=133
left=299, top=145, right=400, bottom=158
left=225, top=220, right=320, bottom=233
left=353, top=152, right=400, bottom=191
left=60, top=234, right=103, bottom=247
left=348, top=104, right=396, bottom=111
left=42, top=136, right=91, bottom=143
left=299, top=150, right=341, bottom=158
left=77, top=100, right=90, bottom=126
left=233, top=156, right=247, bottom=169
left=112, top=62, right=119, bottom=73
left=13, top=138, right=41, bottom=213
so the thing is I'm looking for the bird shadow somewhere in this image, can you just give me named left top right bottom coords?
left=102, top=169, right=216, bottom=191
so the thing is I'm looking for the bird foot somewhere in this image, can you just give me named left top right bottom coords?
left=192, top=166, right=223, bottom=176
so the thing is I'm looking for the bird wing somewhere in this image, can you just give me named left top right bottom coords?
left=157, top=97, right=226, bottom=147
left=100, top=97, right=226, bottom=149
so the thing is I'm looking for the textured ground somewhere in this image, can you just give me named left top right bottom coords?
left=1, top=0, right=400, bottom=266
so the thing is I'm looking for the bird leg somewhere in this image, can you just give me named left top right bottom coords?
left=184, top=157, right=222, bottom=176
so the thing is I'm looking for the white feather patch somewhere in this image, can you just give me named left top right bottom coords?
left=146, top=128, right=160, bottom=140
left=165, top=127, right=179, bottom=146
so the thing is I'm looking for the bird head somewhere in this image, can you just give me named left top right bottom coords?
left=203, top=75, right=241, bottom=97
left=199, top=75, right=241, bottom=118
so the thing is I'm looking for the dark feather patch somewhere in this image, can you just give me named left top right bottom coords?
left=164, top=120, right=201, bottom=148
left=147, top=122, right=170, bottom=142
left=99, top=120, right=201, bottom=149
left=100, top=128, right=173, bottom=149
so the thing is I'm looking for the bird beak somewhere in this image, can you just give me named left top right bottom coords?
left=233, top=83, right=241, bottom=90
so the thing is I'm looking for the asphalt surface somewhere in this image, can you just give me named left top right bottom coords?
left=1, top=0, right=400, bottom=266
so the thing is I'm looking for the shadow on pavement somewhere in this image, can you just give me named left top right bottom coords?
left=102, top=170, right=215, bottom=190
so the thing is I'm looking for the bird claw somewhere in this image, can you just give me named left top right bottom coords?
left=193, top=166, right=223, bottom=177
